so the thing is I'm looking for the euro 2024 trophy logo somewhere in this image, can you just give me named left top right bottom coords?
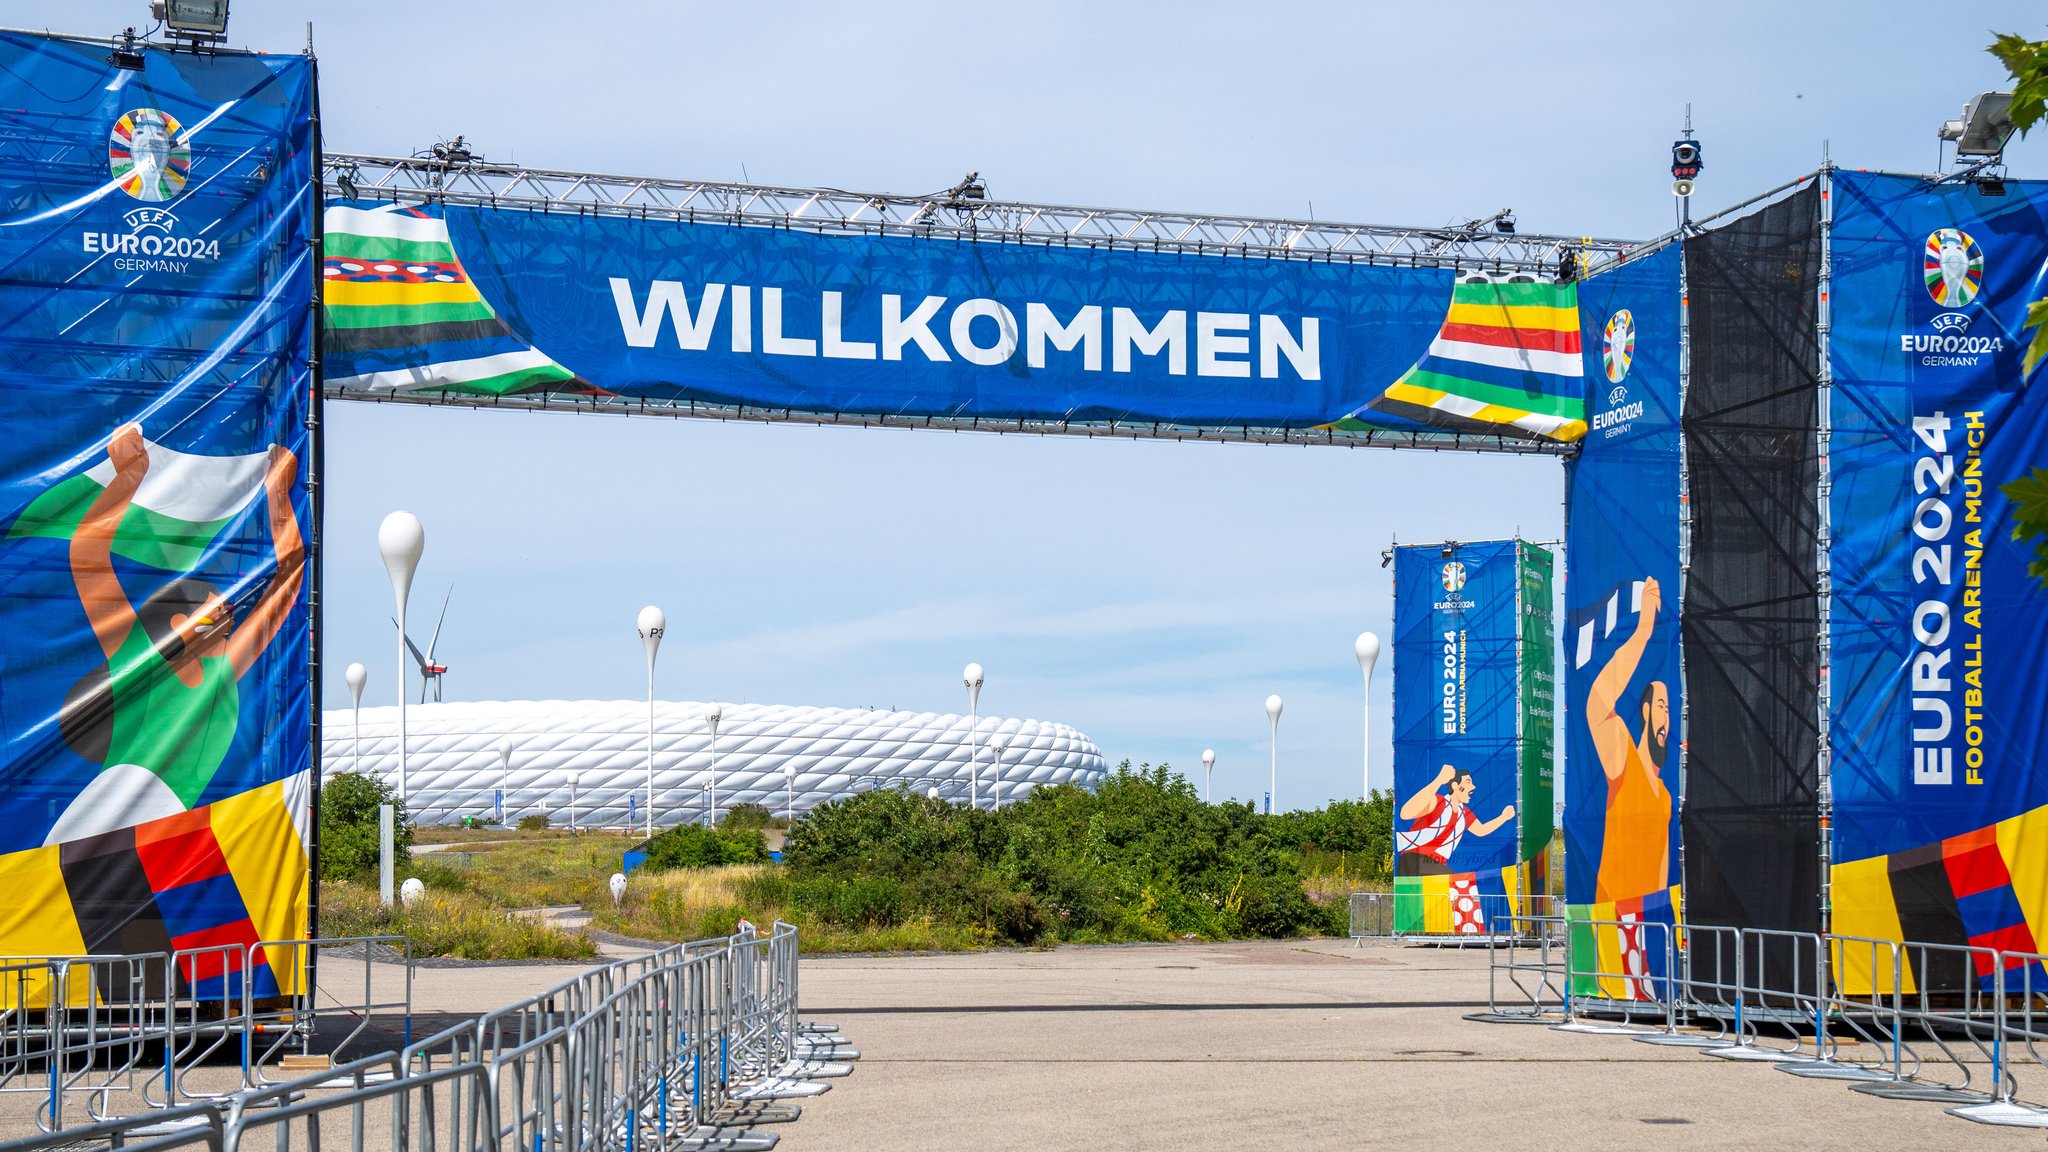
left=1924, top=228, right=1983, bottom=309
left=1440, top=561, right=1467, bottom=593
left=1602, top=309, right=1636, bottom=384
left=109, top=108, right=189, bottom=203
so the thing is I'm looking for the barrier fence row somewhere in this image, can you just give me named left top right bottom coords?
left=1469, top=912, right=2048, bottom=1132
left=0, top=920, right=845, bottom=1151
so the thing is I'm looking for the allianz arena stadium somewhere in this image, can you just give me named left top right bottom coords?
left=320, top=700, right=1109, bottom=827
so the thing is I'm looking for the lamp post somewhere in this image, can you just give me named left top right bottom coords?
left=637, top=605, right=664, bottom=842
left=1202, top=748, right=1215, bottom=803
left=377, top=513, right=424, bottom=803
left=1264, top=694, right=1284, bottom=815
left=377, top=512, right=423, bottom=908
left=344, top=663, right=367, bottom=777
left=1355, top=632, right=1381, bottom=803
left=571, top=771, right=581, bottom=831
left=988, top=739, right=1005, bottom=810
left=497, top=735, right=513, bottom=826
left=785, top=763, right=795, bottom=826
left=704, top=703, right=722, bottom=827
left=963, top=663, right=983, bottom=809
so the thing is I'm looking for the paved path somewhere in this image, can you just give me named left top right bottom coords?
left=772, top=938, right=2035, bottom=1151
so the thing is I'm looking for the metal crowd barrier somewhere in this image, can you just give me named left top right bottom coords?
left=1474, top=915, right=2048, bottom=1134
left=1350, top=891, right=1558, bottom=942
left=1464, top=914, right=1569, bottom=1024
left=0, top=921, right=844, bottom=1152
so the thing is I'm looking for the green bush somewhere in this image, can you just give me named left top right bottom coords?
left=642, top=823, right=768, bottom=870
left=780, top=761, right=1337, bottom=946
left=319, top=772, right=411, bottom=882
left=720, top=802, right=775, bottom=832
left=516, top=814, right=550, bottom=832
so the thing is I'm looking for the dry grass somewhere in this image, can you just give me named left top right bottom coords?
left=321, top=881, right=597, bottom=960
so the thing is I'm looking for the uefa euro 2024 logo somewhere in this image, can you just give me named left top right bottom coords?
left=1924, top=228, right=1983, bottom=308
left=1602, top=310, right=1635, bottom=384
left=1440, top=561, right=1467, bottom=593
left=109, top=108, right=190, bottom=203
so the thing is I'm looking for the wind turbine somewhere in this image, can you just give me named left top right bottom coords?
left=391, top=586, right=452, bottom=703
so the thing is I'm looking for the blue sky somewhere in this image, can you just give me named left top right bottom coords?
left=37, top=0, right=2043, bottom=807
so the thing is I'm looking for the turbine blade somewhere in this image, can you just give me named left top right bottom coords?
left=392, top=618, right=429, bottom=667
left=427, top=587, right=452, bottom=659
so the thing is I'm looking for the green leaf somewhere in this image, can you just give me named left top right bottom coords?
left=2026, top=298, right=2048, bottom=379
left=2001, top=467, right=2048, bottom=586
left=1990, top=33, right=2048, bottom=137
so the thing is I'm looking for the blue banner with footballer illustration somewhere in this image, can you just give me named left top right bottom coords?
left=1561, top=245, right=1683, bottom=996
left=0, top=32, right=315, bottom=993
left=320, top=200, right=1596, bottom=444
left=1827, top=170, right=2048, bottom=983
left=1392, top=539, right=1525, bottom=933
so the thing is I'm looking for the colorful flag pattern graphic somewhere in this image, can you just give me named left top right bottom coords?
left=1831, top=801, right=2048, bottom=995
left=0, top=773, right=308, bottom=1008
left=1328, top=274, right=1586, bottom=443
left=1393, top=854, right=1546, bottom=936
left=1567, top=885, right=1681, bottom=1002
left=324, top=205, right=583, bottom=396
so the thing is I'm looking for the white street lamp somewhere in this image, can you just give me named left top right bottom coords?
left=637, top=605, right=664, bottom=842
left=1264, top=694, right=1284, bottom=815
left=497, top=735, right=513, bottom=826
left=963, top=663, right=984, bottom=809
left=571, top=771, right=581, bottom=831
left=785, top=763, right=796, bottom=826
left=376, top=512, right=423, bottom=908
left=377, top=512, right=424, bottom=803
left=1355, top=631, right=1381, bottom=803
left=989, top=739, right=1005, bottom=810
left=344, top=662, right=367, bottom=777
left=1202, top=748, right=1215, bottom=803
left=704, top=702, right=723, bottom=827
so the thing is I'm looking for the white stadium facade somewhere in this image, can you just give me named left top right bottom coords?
left=320, top=700, right=1109, bottom=827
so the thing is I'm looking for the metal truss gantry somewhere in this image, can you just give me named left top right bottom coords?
left=323, top=152, right=1639, bottom=454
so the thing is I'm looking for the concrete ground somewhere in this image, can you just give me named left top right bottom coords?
left=2, top=938, right=2039, bottom=1148
left=773, top=938, right=2039, bottom=1151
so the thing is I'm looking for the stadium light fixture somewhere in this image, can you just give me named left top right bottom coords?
left=497, top=735, right=514, bottom=826
left=637, top=605, right=665, bottom=841
left=704, top=702, right=723, bottom=826
left=1941, top=92, right=2016, bottom=159
left=1265, top=694, right=1284, bottom=814
left=377, top=512, right=424, bottom=802
left=153, top=0, right=231, bottom=42
left=345, top=662, right=367, bottom=776
left=963, top=663, right=984, bottom=809
left=1355, top=632, right=1381, bottom=803
left=989, top=739, right=1006, bottom=810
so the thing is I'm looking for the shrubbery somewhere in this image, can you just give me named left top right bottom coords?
left=641, top=822, right=769, bottom=870
left=780, top=762, right=1354, bottom=946
left=516, top=814, right=551, bottom=832
left=319, top=772, right=411, bottom=882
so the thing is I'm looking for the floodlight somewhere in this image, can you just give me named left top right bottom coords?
left=108, top=29, right=145, bottom=69
left=154, top=0, right=230, bottom=40
left=1939, top=92, right=2015, bottom=158
left=1494, top=213, right=1516, bottom=235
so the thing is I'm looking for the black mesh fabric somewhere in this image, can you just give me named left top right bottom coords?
left=1679, top=183, right=1824, bottom=994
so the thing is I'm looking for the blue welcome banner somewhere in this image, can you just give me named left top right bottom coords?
left=1828, top=171, right=2048, bottom=973
left=0, top=32, right=315, bottom=982
left=319, top=200, right=1594, bottom=443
